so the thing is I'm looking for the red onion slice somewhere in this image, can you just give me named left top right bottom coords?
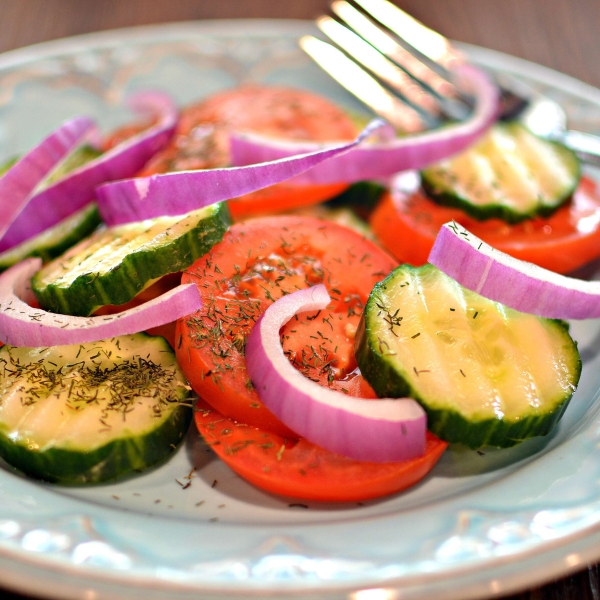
left=229, top=64, right=499, bottom=184
left=245, top=284, right=427, bottom=462
left=0, top=258, right=201, bottom=346
left=96, top=120, right=386, bottom=226
left=428, top=221, right=600, bottom=319
left=0, top=117, right=94, bottom=245
left=0, top=92, right=177, bottom=251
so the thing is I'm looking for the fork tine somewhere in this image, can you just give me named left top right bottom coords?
left=300, top=36, right=427, bottom=133
left=330, top=1, right=472, bottom=120
left=353, top=0, right=534, bottom=125
left=317, top=15, right=442, bottom=119
left=345, top=1, right=526, bottom=122
left=331, top=1, right=457, bottom=101
left=352, top=0, right=462, bottom=70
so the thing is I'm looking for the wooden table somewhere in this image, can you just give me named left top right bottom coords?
left=1, top=1, right=600, bottom=599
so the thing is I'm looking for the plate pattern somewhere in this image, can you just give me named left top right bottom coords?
left=0, top=21, right=600, bottom=600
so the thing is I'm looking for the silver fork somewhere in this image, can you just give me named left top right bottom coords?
left=301, top=0, right=600, bottom=165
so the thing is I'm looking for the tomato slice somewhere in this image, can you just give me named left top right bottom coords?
left=175, top=215, right=398, bottom=437
left=195, top=400, right=448, bottom=502
left=101, top=120, right=154, bottom=152
left=370, top=176, right=600, bottom=274
left=138, top=86, right=359, bottom=218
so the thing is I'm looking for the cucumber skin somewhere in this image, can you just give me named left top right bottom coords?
left=33, top=202, right=231, bottom=317
left=0, top=404, right=191, bottom=485
left=421, top=174, right=577, bottom=225
left=420, top=124, right=581, bottom=224
left=354, top=272, right=582, bottom=449
left=415, top=400, right=571, bottom=448
left=0, top=204, right=101, bottom=272
left=325, top=181, right=386, bottom=219
left=0, top=146, right=103, bottom=271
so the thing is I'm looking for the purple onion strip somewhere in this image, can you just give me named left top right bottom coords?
left=96, top=120, right=386, bottom=226
left=0, top=117, right=94, bottom=245
left=0, top=92, right=178, bottom=251
left=245, top=284, right=427, bottom=463
left=0, top=258, right=202, bottom=347
left=229, top=64, right=499, bottom=185
left=428, top=222, right=600, bottom=319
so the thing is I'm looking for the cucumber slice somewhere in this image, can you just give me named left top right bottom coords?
left=0, top=156, right=18, bottom=175
left=325, top=180, right=386, bottom=219
left=46, top=144, right=102, bottom=183
left=421, top=122, right=580, bottom=223
left=32, top=202, right=230, bottom=316
left=0, top=333, right=192, bottom=484
left=0, top=203, right=101, bottom=272
left=0, top=146, right=104, bottom=271
left=1, top=145, right=102, bottom=180
left=355, top=264, right=581, bottom=448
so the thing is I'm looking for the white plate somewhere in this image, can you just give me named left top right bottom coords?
left=1, top=19, right=600, bottom=600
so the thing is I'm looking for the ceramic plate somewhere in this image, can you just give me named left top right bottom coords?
left=1, top=20, right=600, bottom=600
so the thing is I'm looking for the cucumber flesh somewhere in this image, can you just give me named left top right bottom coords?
left=421, top=122, right=580, bottom=223
left=0, top=333, right=191, bottom=484
left=355, top=263, right=581, bottom=448
left=1, top=144, right=102, bottom=181
left=0, top=157, right=18, bottom=175
left=32, top=202, right=230, bottom=316
left=0, top=203, right=101, bottom=272
left=45, top=144, right=102, bottom=184
left=0, top=146, right=104, bottom=271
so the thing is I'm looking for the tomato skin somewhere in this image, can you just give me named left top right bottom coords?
left=371, top=176, right=600, bottom=274
left=176, top=86, right=358, bottom=142
left=101, top=121, right=153, bottom=152
left=176, top=216, right=398, bottom=438
left=225, top=182, right=350, bottom=219
left=195, top=400, right=447, bottom=502
left=139, top=86, right=359, bottom=217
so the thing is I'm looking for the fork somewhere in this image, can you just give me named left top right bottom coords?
left=301, top=0, right=600, bottom=165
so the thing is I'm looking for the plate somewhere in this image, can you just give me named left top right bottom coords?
left=1, top=19, right=600, bottom=600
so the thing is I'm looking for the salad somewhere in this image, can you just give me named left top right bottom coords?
left=0, top=64, right=594, bottom=504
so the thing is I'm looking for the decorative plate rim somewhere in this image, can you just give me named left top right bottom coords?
left=0, top=19, right=600, bottom=600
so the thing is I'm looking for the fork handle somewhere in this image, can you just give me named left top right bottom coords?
left=557, top=130, right=600, bottom=167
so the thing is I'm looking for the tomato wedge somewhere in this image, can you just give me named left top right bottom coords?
left=175, top=215, right=398, bottom=438
left=371, top=176, right=600, bottom=274
left=195, top=400, right=447, bottom=502
left=139, top=86, right=359, bottom=218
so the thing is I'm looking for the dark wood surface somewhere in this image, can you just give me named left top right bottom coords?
left=2, top=0, right=600, bottom=88
left=1, top=1, right=600, bottom=599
